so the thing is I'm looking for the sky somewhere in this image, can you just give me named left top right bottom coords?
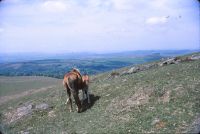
left=0, top=0, right=199, bottom=53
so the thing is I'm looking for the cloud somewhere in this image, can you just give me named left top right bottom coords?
left=146, top=16, right=168, bottom=25
left=110, top=0, right=132, bottom=10
left=41, top=1, right=69, bottom=13
left=0, top=0, right=199, bottom=53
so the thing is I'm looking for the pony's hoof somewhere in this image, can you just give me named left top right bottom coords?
left=77, top=108, right=82, bottom=113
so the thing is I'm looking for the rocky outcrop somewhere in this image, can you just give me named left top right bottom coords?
left=158, top=57, right=180, bottom=66
left=120, top=63, right=158, bottom=76
left=186, top=116, right=200, bottom=134
left=119, top=54, right=200, bottom=77
left=4, top=102, right=50, bottom=124
left=35, top=103, right=49, bottom=110
left=190, top=55, right=200, bottom=60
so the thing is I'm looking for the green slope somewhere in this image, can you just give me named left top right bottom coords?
left=0, top=76, right=60, bottom=97
left=0, top=53, right=200, bottom=133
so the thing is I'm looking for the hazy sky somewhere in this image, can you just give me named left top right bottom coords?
left=0, top=0, right=199, bottom=53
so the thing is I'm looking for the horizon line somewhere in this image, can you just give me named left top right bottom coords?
left=1, top=49, right=199, bottom=55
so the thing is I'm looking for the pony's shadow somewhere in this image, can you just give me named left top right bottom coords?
left=81, top=94, right=100, bottom=112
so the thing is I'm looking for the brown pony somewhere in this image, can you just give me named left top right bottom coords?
left=81, top=75, right=90, bottom=103
left=63, top=68, right=90, bottom=112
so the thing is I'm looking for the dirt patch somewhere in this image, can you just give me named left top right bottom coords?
left=110, top=114, right=131, bottom=122
left=0, top=86, right=55, bottom=105
left=173, top=85, right=185, bottom=97
left=158, top=90, right=171, bottom=103
left=122, top=91, right=149, bottom=108
left=106, top=88, right=153, bottom=115
left=106, top=88, right=153, bottom=123
left=48, top=110, right=56, bottom=118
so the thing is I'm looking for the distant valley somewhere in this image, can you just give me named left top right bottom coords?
left=0, top=50, right=198, bottom=78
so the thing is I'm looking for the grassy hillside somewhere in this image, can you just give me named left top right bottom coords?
left=0, top=53, right=200, bottom=133
left=0, top=76, right=60, bottom=97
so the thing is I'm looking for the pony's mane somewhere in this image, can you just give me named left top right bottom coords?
left=71, top=68, right=82, bottom=77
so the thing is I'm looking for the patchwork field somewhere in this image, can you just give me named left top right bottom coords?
left=0, top=54, right=163, bottom=78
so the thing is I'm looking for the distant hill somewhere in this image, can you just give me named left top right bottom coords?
left=0, top=50, right=198, bottom=63
left=0, top=54, right=164, bottom=78
left=0, top=50, right=199, bottom=78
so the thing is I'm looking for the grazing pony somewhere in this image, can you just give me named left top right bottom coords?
left=63, top=68, right=90, bottom=112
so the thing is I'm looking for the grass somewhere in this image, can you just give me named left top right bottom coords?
left=0, top=76, right=60, bottom=97
left=0, top=53, right=200, bottom=133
